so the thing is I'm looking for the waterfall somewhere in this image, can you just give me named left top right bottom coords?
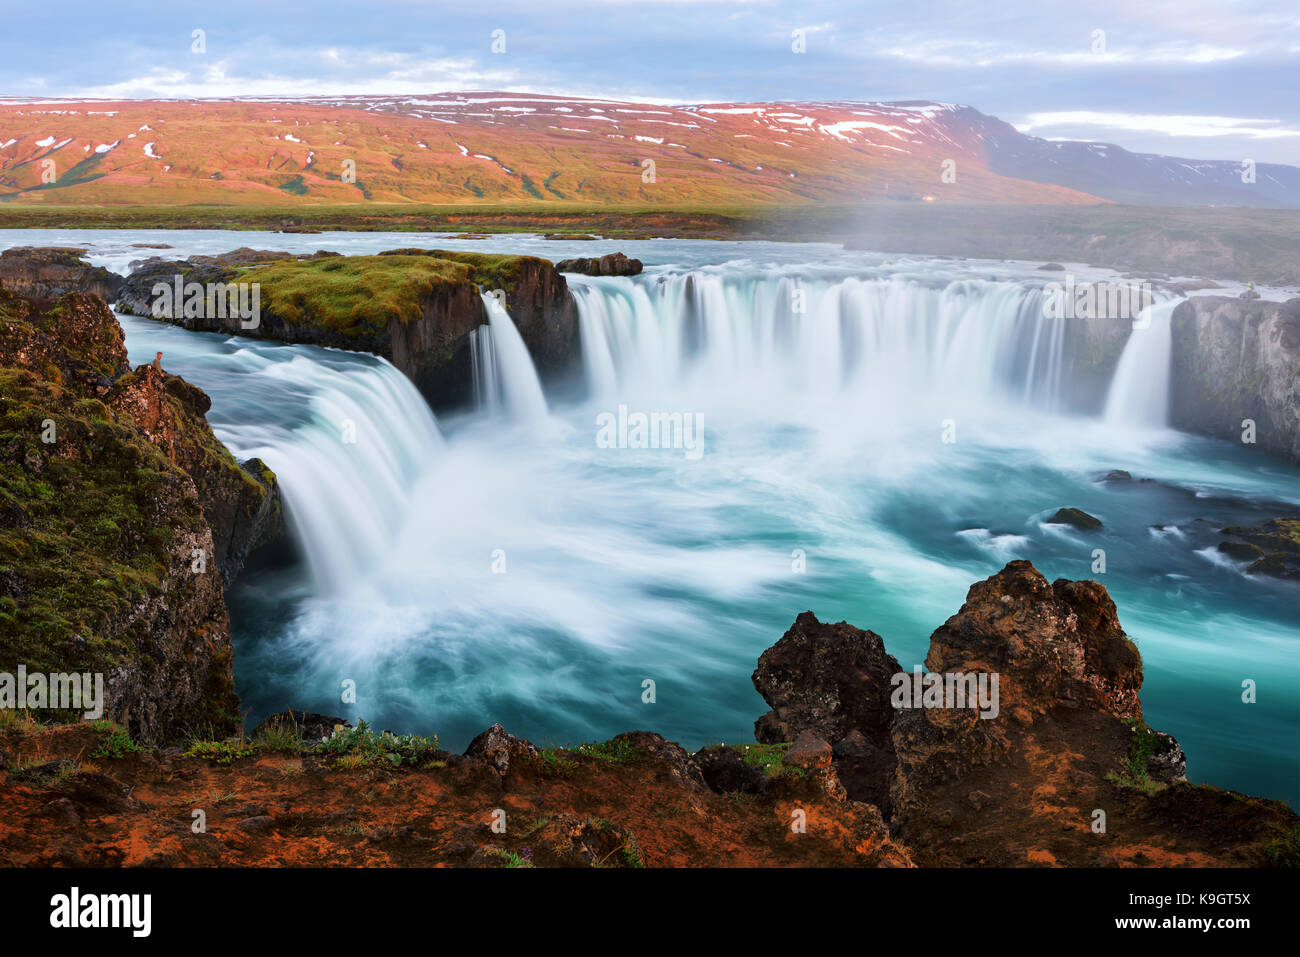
left=471, top=293, right=549, bottom=421
left=1103, top=299, right=1178, bottom=428
left=570, top=272, right=1070, bottom=413
left=197, top=349, right=446, bottom=595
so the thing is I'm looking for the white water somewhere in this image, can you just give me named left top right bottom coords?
left=42, top=228, right=1292, bottom=808
left=472, top=293, right=549, bottom=422
left=572, top=273, right=1068, bottom=414
left=1104, top=299, right=1179, bottom=428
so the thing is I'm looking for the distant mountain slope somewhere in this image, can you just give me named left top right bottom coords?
left=0, top=92, right=1293, bottom=207
left=986, top=134, right=1300, bottom=207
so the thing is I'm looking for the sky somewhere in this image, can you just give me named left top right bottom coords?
left=3, top=0, right=1298, bottom=164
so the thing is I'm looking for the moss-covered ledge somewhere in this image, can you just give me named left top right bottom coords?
left=115, top=249, right=580, bottom=409
left=0, top=288, right=279, bottom=741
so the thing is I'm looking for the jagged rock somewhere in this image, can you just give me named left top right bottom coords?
left=555, top=252, right=643, bottom=276
left=925, top=561, right=1142, bottom=720
left=0, top=288, right=274, bottom=740
left=1103, top=469, right=1132, bottom=482
left=752, top=611, right=901, bottom=746
left=1046, top=507, right=1103, bottom=530
left=695, top=746, right=765, bottom=794
left=1147, top=730, right=1188, bottom=785
left=611, top=731, right=707, bottom=792
left=464, top=724, right=539, bottom=775
left=783, top=730, right=833, bottom=770
left=0, top=247, right=123, bottom=302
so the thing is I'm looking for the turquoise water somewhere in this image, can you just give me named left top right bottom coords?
left=2, top=229, right=1294, bottom=808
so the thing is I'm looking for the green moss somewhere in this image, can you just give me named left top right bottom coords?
left=238, top=254, right=481, bottom=339
left=0, top=370, right=201, bottom=682
left=730, top=742, right=792, bottom=775
left=573, top=738, right=641, bottom=763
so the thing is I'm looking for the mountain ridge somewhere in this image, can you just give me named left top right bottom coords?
left=3, top=92, right=1292, bottom=208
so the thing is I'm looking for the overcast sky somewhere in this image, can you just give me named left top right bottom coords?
left=4, top=0, right=1297, bottom=164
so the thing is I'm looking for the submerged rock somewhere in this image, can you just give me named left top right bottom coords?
left=1218, top=518, right=1300, bottom=579
left=1046, top=506, right=1103, bottom=530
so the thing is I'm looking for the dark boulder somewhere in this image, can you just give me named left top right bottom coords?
left=555, top=252, right=643, bottom=277
left=1046, top=507, right=1103, bottom=530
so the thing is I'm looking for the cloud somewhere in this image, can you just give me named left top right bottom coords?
left=1018, top=111, right=1300, bottom=140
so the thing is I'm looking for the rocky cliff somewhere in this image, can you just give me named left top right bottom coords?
left=1170, top=296, right=1300, bottom=463
left=115, top=249, right=580, bottom=409
left=0, top=246, right=124, bottom=302
left=0, top=288, right=280, bottom=741
left=2, top=560, right=1292, bottom=867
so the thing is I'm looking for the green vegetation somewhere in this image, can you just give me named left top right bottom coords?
left=494, top=849, right=534, bottom=869
left=0, top=291, right=249, bottom=738
left=573, top=738, right=641, bottom=763
left=1106, top=718, right=1164, bottom=793
left=233, top=249, right=552, bottom=340
left=251, top=719, right=305, bottom=754
left=1266, top=825, right=1300, bottom=867
left=184, top=739, right=257, bottom=766
left=732, top=742, right=792, bottom=774
left=313, top=718, right=439, bottom=768
left=90, top=720, right=144, bottom=759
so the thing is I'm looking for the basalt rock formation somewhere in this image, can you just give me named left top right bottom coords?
left=115, top=249, right=580, bottom=410
left=0, top=246, right=124, bottom=302
left=1170, top=296, right=1300, bottom=464
left=2, top=559, right=1293, bottom=867
left=750, top=561, right=1294, bottom=866
left=555, top=252, right=643, bottom=276
left=0, top=288, right=281, bottom=740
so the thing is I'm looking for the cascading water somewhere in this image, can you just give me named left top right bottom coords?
left=92, top=235, right=1299, bottom=809
left=116, top=314, right=445, bottom=594
left=1103, top=299, right=1178, bottom=428
left=571, top=272, right=1068, bottom=415
left=470, top=293, right=549, bottom=421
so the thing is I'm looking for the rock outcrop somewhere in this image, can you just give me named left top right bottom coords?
left=751, top=561, right=1293, bottom=866
left=1170, top=296, right=1300, bottom=463
left=115, top=249, right=580, bottom=410
left=1216, top=518, right=1300, bottom=579
left=0, top=288, right=280, bottom=740
left=0, top=559, right=1293, bottom=867
left=0, top=247, right=123, bottom=303
left=555, top=252, right=643, bottom=276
